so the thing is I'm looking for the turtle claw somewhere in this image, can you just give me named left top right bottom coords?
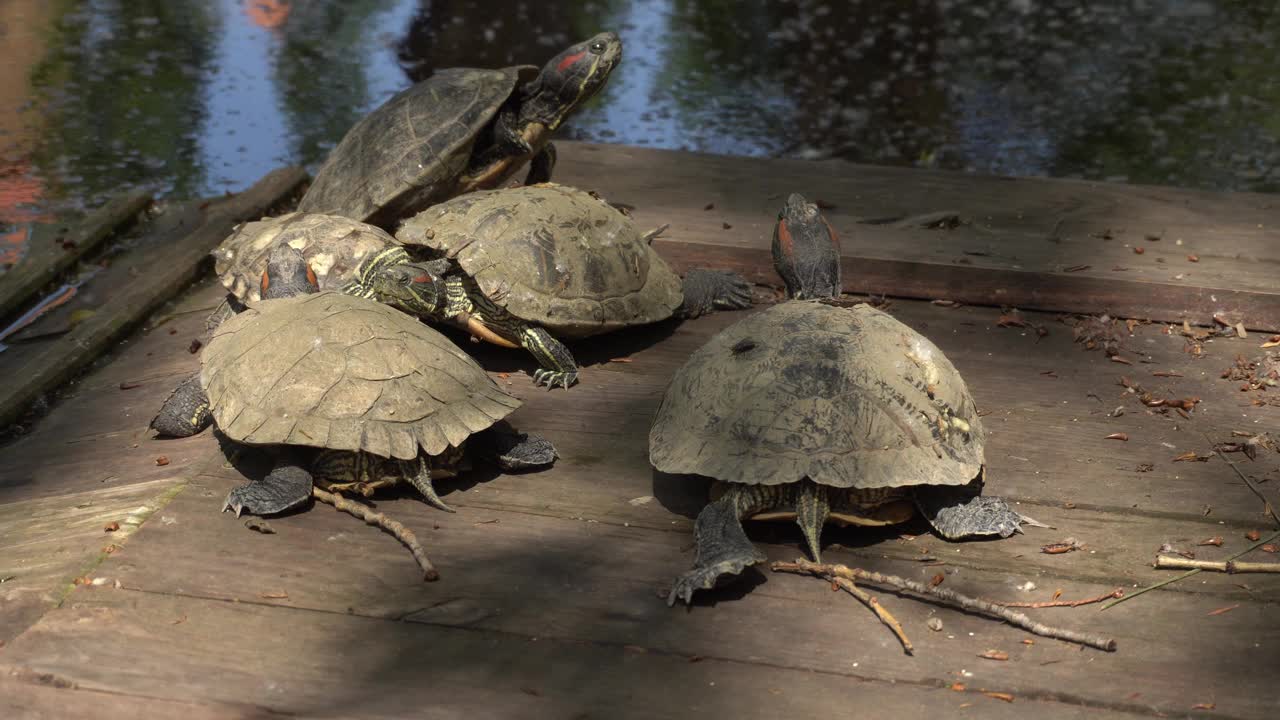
left=533, top=368, right=578, bottom=389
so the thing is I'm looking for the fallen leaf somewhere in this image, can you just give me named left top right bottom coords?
left=1105, top=433, right=1129, bottom=441
left=155, top=456, right=170, bottom=466
left=103, top=522, right=120, bottom=532
left=978, top=650, right=1009, bottom=661
left=1196, top=536, right=1223, bottom=546
left=260, top=590, right=289, bottom=599
left=983, top=692, right=1015, bottom=703
left=929, top=573, right=945, bottom=587
left=1206, top=604, right=1238, bottom=616
left=1246, top=530, right=1261, bottom=541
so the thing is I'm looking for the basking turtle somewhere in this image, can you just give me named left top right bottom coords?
left=348, top=183, right=754, bottom=389
left=153, top=245, right=556, bottom=523
left=652, top=195, right=1022, bottom=606
left=296, top=32, right=623, bottom=229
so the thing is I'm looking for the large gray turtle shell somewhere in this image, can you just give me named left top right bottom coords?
left=397, top=183, right=684, bottom=338
left=213, top=213, right=402, bottom=303
left=201, top=292, right=521, bottom=459
left=296, top=66, right=536, bottom=226
left=650, top=301, right=985, bottom=489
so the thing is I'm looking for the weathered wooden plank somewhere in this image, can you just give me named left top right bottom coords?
left=63, top=471, right=1280, bottom=720
left=555, top=141, right=1280, bottom=331
left=0, top=478, right=181, bottom=645
left=0, top=191, right=152, bottom=321
left=1, top=588, right=1154, bottom=720
left=0, top=168, right=307, bottom=429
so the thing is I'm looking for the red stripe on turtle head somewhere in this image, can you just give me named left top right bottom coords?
left=260, top=269, right=270, bottom=295
left=557, top=50, right=587, bottom=72
left=775, top=218, right=795, bottom=259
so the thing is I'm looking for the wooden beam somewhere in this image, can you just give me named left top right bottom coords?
left=0, top=167, right=307, bottom=429
left=0, top=191, right=152, bottom=321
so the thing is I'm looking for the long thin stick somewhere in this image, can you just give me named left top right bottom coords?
left=997, top=589, right=1124, bottom=608
left=1102, top=528, right=1280, bottom=610
left=1154, top=555, right=1280, bottom=573
left=312, top=488, right=439, bottom=581
left=772, top=559, right=1116, bottom=652
left=824, top=574, right=914, bottom=654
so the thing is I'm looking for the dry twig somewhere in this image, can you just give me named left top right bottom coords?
left=996, top=589, right=1124, bottom=608
left=312, top=488, right=439, bottom=581
left=772, top=559, right=1116, bottom=652
left=1153, top=556, right=1280, bottom=573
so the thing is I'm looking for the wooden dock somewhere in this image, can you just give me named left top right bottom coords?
left=1, top=142, right=1277, bottom=719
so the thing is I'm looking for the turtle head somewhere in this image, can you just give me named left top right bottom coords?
left=772, top=193, right=842, bottom=301
left=522, top=32, right=622, bottom=130
left=260, top=245, right=319, bottom=300
left=364, top=261, right=444, bottom=316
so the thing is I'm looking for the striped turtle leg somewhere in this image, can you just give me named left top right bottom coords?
left=404, top=456, right=456, bottom=513
left=667, top=484, right=783, bottom=607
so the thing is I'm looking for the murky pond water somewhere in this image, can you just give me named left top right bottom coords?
left=2, top=0, right=1278, bottom=227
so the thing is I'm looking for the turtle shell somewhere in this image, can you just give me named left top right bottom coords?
left=649, top=301, right=985, bottom=489
left=397, top=183, right=684, bottom=338
left=201, top=292, right=522, bottom=459
left=296, top=66, right=537, bottom=227
left=213, top=213, right=402, bottom=303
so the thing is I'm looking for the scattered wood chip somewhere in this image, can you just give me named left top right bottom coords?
left=1041, top=538, right=1083, bottom=554
left=978, top=650, right=1009, bottom=661
left=983, top=692, right=1015, bottom=703
left=260, top=590, right=289, bottom=599
left=1105, top=433, right=1129, bottom=441
left=1247, top=530, right=1262, bottom=541
left=103, top=522, right=119, bottom=532
left=155, top=456, right=170, bottom=466
left=118, top=381, right=141, bottom=390
left=1206, top=604, right=1238, bottom=616
left=1196, top=536, right=1223, bottom=547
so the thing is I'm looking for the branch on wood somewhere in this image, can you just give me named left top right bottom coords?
left=1154, top=555, right=1280, bottom=573
left=312, top=488, right=439, bottom=581
left=822, top=573, right=913, bottom=654
left=996, top=589, right=1124, bottom=608
left=772, top=559, right=1116, bottom=652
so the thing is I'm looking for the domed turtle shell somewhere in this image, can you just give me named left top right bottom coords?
left=201, top=292, right=522, bottom=459
left=213, top=212, right=402, bottom=303
left=296, top=66, right=538, bottom=226
left=397, top=183, right=684, bottom=338
left=649, top=301, right=985, bottom=490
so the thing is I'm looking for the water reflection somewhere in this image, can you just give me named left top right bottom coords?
left=2, top=0, right=1277, bottom=220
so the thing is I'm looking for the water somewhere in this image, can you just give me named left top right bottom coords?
left=2, top=0, right=1278, bottom=227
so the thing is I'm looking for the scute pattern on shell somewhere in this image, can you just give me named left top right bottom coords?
left=201, top=293, right=521, bottom=459
left=213, top=213, right=401, bottom=303
left=650, top=301, right=985, bottom=489
left=397, top=183, right=684, bottom=337
left=296, top=67, right=534, bottom=224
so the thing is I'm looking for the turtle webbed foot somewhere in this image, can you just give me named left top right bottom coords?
left=677, top=268, right=754, bottom=319
left=223, top=463, right=313, bottom=517
left=532, top=368, right=578, bottom=389
left=915, top=485, right=1022, bottom=540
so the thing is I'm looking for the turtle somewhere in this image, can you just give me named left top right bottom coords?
left=651, top=194, right=1023, bottom=606
left=295, top=32, right=623, bottom=229
left=152, top=244, right=557, bottom=522
left=344, top=182, right=755, bottom=389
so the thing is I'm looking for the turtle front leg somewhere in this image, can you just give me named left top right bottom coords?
left=669, top=485, right=776, bottom=607
left=914, top=483, right=1023, bottom=540
left=525, top=142, right=556, bottom=185
left=223, top=451, right=314, bottom=517
left=675, top=269, right=754, bottom=319
left=520, top=326, right=579, bottom=389
left=151, top=373, right=213, bottom=438
left=404, top=456, right=457, bottom=513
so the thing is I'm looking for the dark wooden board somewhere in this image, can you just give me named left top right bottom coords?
left=554, top=142, right=1280, bottom=331
left=0, top=191, right=151, bottom=321
left=0, top=167, right=306, bottom=429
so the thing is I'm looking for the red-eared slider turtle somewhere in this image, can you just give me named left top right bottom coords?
left=653, top=195, right=1022, bottom=606
left=153, top=246, right=556, bottom=526
left=346, top=183, right=753, bottom=389
left=296, top=33, right=623, bottom=229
